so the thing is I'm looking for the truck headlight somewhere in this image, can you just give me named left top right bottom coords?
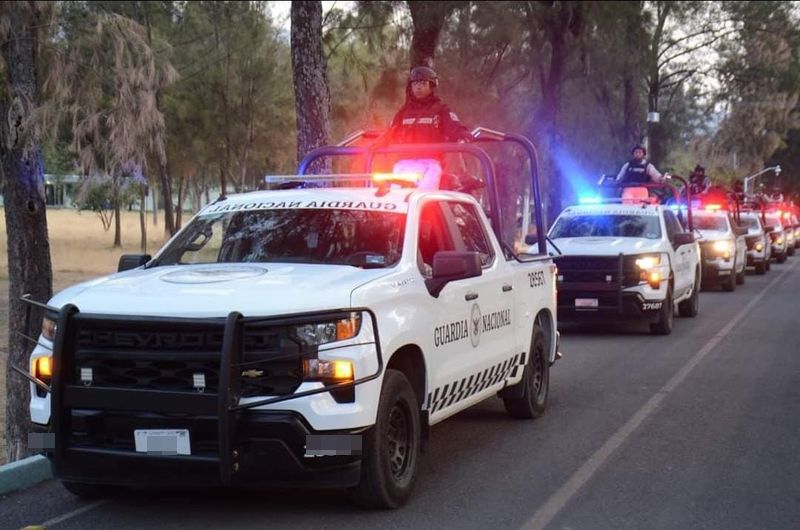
left=635, top=255, right=660, bottom=270
left=41, top=317, right=57, bottom=341
left=293, top=312, right=362, bottom=346
left=635, top=254, right=666, bottom=288
left=755, top=242, right=764, bottom=252
left=712, top=240, right=732, bottom=260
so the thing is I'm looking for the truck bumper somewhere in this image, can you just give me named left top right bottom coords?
left=701, top=259, right=735, bottom=283
left=47, top=411, right=364, bottom=488
left=557, top=290, right=666, bottom=322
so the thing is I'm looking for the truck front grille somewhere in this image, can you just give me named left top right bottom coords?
left=555, top=255, right=640, bottom=287
left=73, top=322, right=303, bottom=397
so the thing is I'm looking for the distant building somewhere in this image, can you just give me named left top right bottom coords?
left=0, top=173, right=82, bottom=208
left=45, top=174, right=82, bottom=207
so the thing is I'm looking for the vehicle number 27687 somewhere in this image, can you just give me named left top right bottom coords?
left=528, top=271, right=546, bottom=288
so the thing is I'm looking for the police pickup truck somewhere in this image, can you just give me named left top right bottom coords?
left=24, top=131, right=560, bottom=508
left=692, top=205, right=748, bottom=291
left=550, top=179, right=700, bottom=334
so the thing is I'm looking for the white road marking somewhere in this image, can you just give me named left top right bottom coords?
left=39, top=499, right=109, bottom=528
left=521, top=259, right=798, bottom=530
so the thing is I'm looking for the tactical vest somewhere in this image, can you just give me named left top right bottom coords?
left=623, top=159, right=649, bottom=183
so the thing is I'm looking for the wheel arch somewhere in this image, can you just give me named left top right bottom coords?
left=534, top=309, right=556, bottom=363
left=385, top=344, right=427, bottom=410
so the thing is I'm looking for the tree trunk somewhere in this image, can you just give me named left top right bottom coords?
left=408, top=2, right=453, bottom=67
left=139, top=2, right=175, bottom=236
left=533, top=2, right=580, bottom=226
left=139, top=185, right=147, bottom=252
left=113, top=187, right=122, bottom=247
left=175, top=174, right=185, bottom=230
left=291, top=1, right=331, bottom=174
left=151, top=179, right=158, bottom=226
left=0, top=2, right=54, bottom=463
left=622, top=2, right=644, bottom=146
left=158, top=157, right=175, bottom=236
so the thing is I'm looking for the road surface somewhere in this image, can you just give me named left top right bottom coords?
left=3, top=259, right=799, bottom=530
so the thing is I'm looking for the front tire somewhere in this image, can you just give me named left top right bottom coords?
left=650, top=285, right=674, bottom=335
left=736, top=265, right=746, bottom=285
left=503, top=324, right=550, bottom=419
left=722, top=269, right=736, bottom=291
left=351, top=369, right=421, bottom=509
left=755, top=261, right=766, bottom=275
left=678, top=271, right=700, bottom=317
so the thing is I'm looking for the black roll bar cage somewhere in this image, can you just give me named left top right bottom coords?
left=298, top=127, right=548, bottom=256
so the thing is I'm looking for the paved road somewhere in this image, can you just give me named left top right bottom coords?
left=3, top=259, right=799, bottom=530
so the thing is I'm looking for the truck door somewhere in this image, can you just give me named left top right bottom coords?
left=419, top=200, right=515, bottom=418
left=664, top=209, right=692, bottom=296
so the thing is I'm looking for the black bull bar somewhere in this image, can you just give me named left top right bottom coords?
left=17, top=299, right=384, bottom=485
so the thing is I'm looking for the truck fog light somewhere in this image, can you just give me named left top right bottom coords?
left=304, top=359, right=354, bottom=381
left=193, top=373, right=206, bottom=392
left=33, top=356, right=53, bottom=379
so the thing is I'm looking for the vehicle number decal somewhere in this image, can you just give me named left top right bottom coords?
left=642, top=302, right=663, bottom=311
left=528, top=270, right=546, bottom=288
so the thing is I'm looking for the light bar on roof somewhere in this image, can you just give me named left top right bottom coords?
left=263, top=174, right=373, bottom=186
left=372, top=172, right=422, bottom=184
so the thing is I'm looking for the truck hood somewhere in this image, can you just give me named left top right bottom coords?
left=551, top=237, right=663, bottom=256
left=48, top=263, right=393, bottom=318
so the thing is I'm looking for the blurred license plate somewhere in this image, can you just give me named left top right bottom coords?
left=575, top=298, right=599, bottom=308
left=134, top=429, right=191, bottom=455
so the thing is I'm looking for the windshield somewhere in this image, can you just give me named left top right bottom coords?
left=693, top=215, right=728, bottom=231
left=155, top=209, right=406, bottom=268
left=550, top=214, right=662, bottom=239
left=741, top=216, right=761, bottom=229
left=765, top=215, right=783, bottom=229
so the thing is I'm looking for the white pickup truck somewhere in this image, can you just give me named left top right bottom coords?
left=26, top=132, right=560, bottom=508
left=549, top=183, right=701, bottom=335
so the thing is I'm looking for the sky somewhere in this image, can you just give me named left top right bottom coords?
left=268, top=1, right=355, bottom=30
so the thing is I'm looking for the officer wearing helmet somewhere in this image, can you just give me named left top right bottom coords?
left=374, top=65, right=472, bottom=148
left=616, top=145, right=663, bottom=184
left=372, top=63, right=474, bottom=191
left=688, top=164, right=711, bottom=195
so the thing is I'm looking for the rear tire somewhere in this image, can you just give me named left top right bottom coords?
left=650, top=286, right=674, bottom=335
left=351, top=369, right=420, bottom=509
left=678, top=271, right=700, bottom=317
left=722, top=269, right=736, bottom=291
left=503, top=324, right=550, bottom=419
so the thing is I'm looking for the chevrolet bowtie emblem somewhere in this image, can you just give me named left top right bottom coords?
left=241, top=369, right=264, bottom=378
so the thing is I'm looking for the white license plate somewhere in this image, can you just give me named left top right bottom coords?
left=575, top=298, right=599, bottom=308
left=134, top=429, right=191, bottom=455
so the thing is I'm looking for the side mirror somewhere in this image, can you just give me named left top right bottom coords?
left=734, top=226, right=748, bottom=237
left=425, top=251, right=482, bottom=297
left=764, top=226, right=775, bottom=234
left=672, top=232, right=695, bottom=246
left=118, top=254, right=151, bottom=272
left=524, top=234, right=538, bottom=246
